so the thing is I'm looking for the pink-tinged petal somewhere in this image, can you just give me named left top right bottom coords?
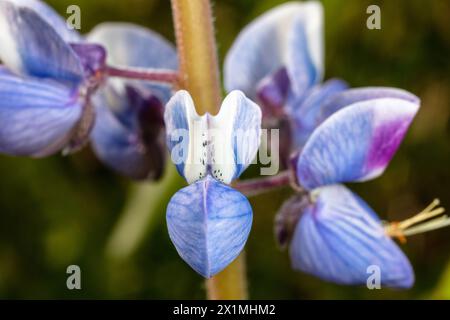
left=290, top=184, right=414, bottom=288
left=0, top=72, right=82, bottom=157
left=297, top=97, right=420, bottom=190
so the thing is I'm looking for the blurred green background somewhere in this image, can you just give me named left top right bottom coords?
left=1, top=0, right=450, bottom=299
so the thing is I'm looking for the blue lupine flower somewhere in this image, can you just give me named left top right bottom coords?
left=0, top=0, right=177, bottom=180
left=88, top=23, right=178, bottom=180
left=224, top=1, right=421, bottom=287
left=224, top=1, right=332, bottom=151
left=0, top=0, right=98, bottom=156
left=164, top=90, right=262, bottom=277
left=290, top=185, right=414, bottom=288
left=224, top=1, right=418, bottom=152
left=290, top=96, right=419, bottom=288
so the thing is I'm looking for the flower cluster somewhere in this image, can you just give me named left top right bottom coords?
left=223, top=1, right=448, bottom=288
left=1, top=0, right=447, bottom=288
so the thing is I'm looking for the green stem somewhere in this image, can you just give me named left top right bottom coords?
left=171, top=0, right=248, bottom=300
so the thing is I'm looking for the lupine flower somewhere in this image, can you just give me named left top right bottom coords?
left=88, top=23, right=178, bottom=180
left=0, top=0, right=99, bottom=156
left=223, top=1, right=424, bottom=287
left=224, top=1, right=332, bottom=154
left=224, top=1, right=418, bottom=154
left=289, top=96, right=419, bottom=288
left=164, top=90, right=262, bottom=278
left=0, top=0, right=177, bottom=180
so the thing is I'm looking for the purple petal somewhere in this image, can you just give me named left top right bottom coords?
left=70, top=43, right=107, bottom=80
left=224, top=1, right=323, bottom=99
left=166, top=176, right=253, bottom=278
left=297, top=97, right=420, bottom=190
left=256, top=67, right=291, bottom=118
left=0, top=72, right=82, bottom=157
left=0, top=1, right=84, bottom=83
left=290, top=184, right=414, bottom=288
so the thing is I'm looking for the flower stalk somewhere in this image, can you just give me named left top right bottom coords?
left=233, top=171, right=292, bottom=197
left=105, top=65, right=179, bottom=84
left=170, top=0, right=248, bottom=299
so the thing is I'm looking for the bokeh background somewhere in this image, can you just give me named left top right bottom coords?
left=1, top=0, right=450, bottom=299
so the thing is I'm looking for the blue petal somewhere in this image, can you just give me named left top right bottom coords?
left=290, top=184, right=414, bottom=288
left=6, top=0, right=81, bottom=42
left=0, top=72, right=82, bottom=156
left=0, top=1, right=83, bottom=83
left=88, top=23, right=178, bottom=103
left=166, top=176, right=253, bottom=278
left=297, top=97, right=420, bottom=190
left=164, top=90, right=262, bottom=184
left=91, top=86, right=166, bottom=180
left=288, top=78, right=349, bottom=147
left=224, top=1, right=323, bottom=99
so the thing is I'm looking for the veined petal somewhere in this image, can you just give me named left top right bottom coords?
left=166, top=176, right=253, bottom=278
left=0, top=72, right=82, bottom=156
left=0, top=1, right=83, bottom=83
left=91, top=86, right=166, bottom=180
left=290, top=184, right=414, bottom=288
left=224, top=1, right=323, bottom=99
left=5, top=0, right=81, bottom=42
left=297, top=97, right=420, bottom=190
left=164, top=90, right=262, bottom=184
left=88, top=23, right=178, bottom=103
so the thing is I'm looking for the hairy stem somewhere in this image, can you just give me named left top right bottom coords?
left=171, top=0, right=248, bottom=300
left=233, top=171, right=292, bottom=197
left=105, top=66, right=179, bottom=84
left=171, top=0, right=221, bottom=113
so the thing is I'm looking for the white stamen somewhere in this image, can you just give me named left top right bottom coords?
left=386, top=199, right=448, bottom=238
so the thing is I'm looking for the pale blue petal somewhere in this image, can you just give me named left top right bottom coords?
left=297, top=98, right=420, bottom=190
left=0, top=72, right=82, bottom=156
left=0, top=1, right=84, bottom=83
left=164, top=90, right=195, bottom=180
left=166, top=176, right=253, bottom=278
left=224, top=1, right=323, bottom=99
left=290, top=185, right=414, bottom=288
left=319, top=87, right=420, bottom=123
left=210, top=90, right=262, bottom=182
left=5, top=0, right=81, bottom=42
left=88, top=22, right=178, bottom=103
